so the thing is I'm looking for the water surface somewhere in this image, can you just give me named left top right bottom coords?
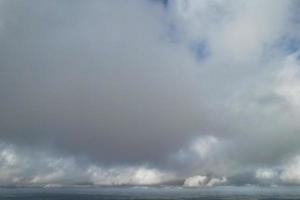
left=1, top=186, right=300, bottom=200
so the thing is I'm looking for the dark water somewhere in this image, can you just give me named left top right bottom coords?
left=1, top=186, right=300, bottom=200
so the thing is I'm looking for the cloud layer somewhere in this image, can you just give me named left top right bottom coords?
left=1, top=0, right=300, bottom=186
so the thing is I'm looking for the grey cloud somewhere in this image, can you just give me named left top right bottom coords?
left=0, top=0, right=206, bottom=165
left=1, top=0, right=300, bottom=186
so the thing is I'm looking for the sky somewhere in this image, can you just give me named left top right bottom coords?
left=1, top=0, right=300, bottom=187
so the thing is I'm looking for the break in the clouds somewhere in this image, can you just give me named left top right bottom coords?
left=1, top=0, right=300, bottom=187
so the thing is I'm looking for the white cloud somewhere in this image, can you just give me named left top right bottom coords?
left=173, top=135, right=222, bottom=162
left=280, top=156, right=300, bottom=185
left=0, top=141, right=175, bottom=187
left=183, top=175, right=227, bottom=187
left=255, top=168, right=277, bottom=180
left=190, top=136, right=219, bottom=159
left=275, top=52, right=300, bottom=108
left=252, top=156, right=300, bottom=186
left=207, top=177, right=227, bottom=187
left=88, top=166, right=174, bottom=186
left=183, top=175, right=207, bottom=187
left=168, top=0, right=292, bottom=63
left=5, top=139, right=300, bottom=187
left=169, top=135, right=237, bottom=183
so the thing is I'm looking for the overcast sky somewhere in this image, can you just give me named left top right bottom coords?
left=1, top=0, right=300, bottom=187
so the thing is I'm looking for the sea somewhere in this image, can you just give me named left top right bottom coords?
left=1, top=186, right=300, bottom=200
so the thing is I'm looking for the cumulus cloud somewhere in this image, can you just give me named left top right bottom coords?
left=280, top=156, right=300, bottom=185
left=255, top=169, right=277, bottom=180
left=241, top=156, right=300, bottom=186
left=183, top=175, right=227, bottom=187
left=0, top=142, right=176, bottom=187
left=169, top=135, right=236, bottom=178
left=88, top=166, right=175, bottom=186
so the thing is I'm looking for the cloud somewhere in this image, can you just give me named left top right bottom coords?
left=4, top=138, right=300, bottom=187
left=168, top=0, right=292, bottom=63
left=236, top=156, right=300, bottom=186
left=280, top=156, right=300, bottom=185
left=0, top=142, right=176, bottom=187
left=275, top=52, right=300, bottom=108
left=169, top=135, right=236, bottom=178
left=1, top=0, right=300, bottom=186
left=225, top=50, right=300, bottom=166
left=0, top=0, right=205, bottom=166
left=183, top=175, right=227, bottom=187
left=88, top=166, right=175, bottom=186
left=190, top=136, right=219, bottom=159
left=255, top=169, right=277, bottom=180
